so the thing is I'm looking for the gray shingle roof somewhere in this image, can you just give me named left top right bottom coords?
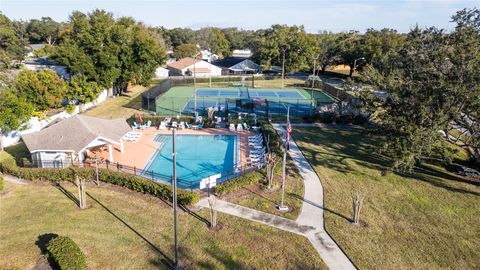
left=22, top=115, right=131, bottom=153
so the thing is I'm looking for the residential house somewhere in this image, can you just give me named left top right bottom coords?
left=213, top=57, right=261, bottom=75
left=22, top=56, right=70, bottom=80
left=167, top=57, right=222, bottom=77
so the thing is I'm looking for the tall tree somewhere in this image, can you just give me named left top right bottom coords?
left=363, top=8, right=480, bottom=170
left=173, top=43, right=199, bottom=59
left=0, top=13, right=29, bottom=63
left=0, top=90, right=34, bottom=151
left=26, top=17, right=61, bottom=45
left=67, top=75, right=101, bottom=104
left=15, top=69, right=68, bottom=110
left=252, top=24, right=316, bottom=72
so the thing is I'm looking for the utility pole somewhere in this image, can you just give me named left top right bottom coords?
left=172, top=129, right=179, bottom=268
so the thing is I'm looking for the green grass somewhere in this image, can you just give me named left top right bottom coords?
left=293, top=126, right=480, bottom=269
left=223, top=160, right=304, bottom=220
left=83, top=85, right=145, bottom=119
left=0, top=181, right=326, bottom=269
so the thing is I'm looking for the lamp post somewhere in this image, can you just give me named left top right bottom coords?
left=281, top=46, right=287, bottom=89
left=172, top=128, right=179, bottom=268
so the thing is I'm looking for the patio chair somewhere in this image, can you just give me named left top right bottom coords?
left=133, top=122, right=141, bottom=129
left=229, top=124, right=235, bottom=131
left=185, top=123, right=192, bottom=129
left=179, top=122, right=185, bottom=129
left=236, top=123, right=243, bottom=131
left=198, top=123, right=204, bottom=129
left=251, top=126, right=261, bottom=132
left=159, top=122, right=166, bottom=130
left=243, top=123, right=250, bottom=130
left=171, top=121, right=178, bottom=129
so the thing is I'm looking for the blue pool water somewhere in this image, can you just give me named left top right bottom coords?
left=145, top=134, right=238, bottom=187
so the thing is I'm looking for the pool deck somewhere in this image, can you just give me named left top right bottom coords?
left=91, top=127, right=256, bottom=171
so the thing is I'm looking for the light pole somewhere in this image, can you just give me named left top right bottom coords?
left=193, top=49, right=201, bottom=120
left=281, top=47, right=287, bottom=89
left=172, top=128, right=179, bottom=268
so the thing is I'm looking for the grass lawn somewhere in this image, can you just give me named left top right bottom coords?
left=222, top=160, right=304, bottom=220
left=293, top=126, right=480, bottom=269
left=83, top=85, right=146, bottom=119
left=0, top=181, right=326, bottom=269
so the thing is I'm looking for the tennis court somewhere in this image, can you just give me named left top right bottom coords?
left=155, top=87, right=336, bottom=116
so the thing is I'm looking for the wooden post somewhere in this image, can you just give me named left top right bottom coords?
left=134, top=166, right=136, bottom=175
left=106, top=160, right=109, bottom=170
left=116, top=162, right=120, bottom=171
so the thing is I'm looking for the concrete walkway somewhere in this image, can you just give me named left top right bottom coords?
left=196, top=124, right=356, bottom=270
left=1, top=173, right=28, bottom=185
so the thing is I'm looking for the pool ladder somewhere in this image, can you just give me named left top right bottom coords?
left=154, top=136, right=168, bottom=148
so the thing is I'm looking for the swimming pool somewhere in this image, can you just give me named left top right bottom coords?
left=144, top=134, right=239, bottom=188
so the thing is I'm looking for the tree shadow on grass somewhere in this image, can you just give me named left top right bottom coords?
left=85, top=192, right=174, bottom=269
left=35, top=233, right=59, bottom=270
left=287, top=192, right=352, bottom=222
left=53, top=182, right=79, bottom=207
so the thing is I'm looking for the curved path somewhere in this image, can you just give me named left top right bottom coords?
left=197, top=125, right=356, bottom=269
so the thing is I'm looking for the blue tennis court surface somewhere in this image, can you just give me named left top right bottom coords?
left=194, top=88, right=305, bottom=99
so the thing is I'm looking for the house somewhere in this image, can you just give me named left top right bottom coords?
left=232, top=49, right=253, bottom=58
left=21, top=115, right=131, bottom=168
left=167, top=57, right=222, bottom=78
left=26, top=44, right=46, bottom=57
left=154, top=67, right=169, bottom=79
left=212, top=57, right=261, bottom=75
left=22, top=56, right=70, bottom=80
left=200, top=50, right=219, bottom=62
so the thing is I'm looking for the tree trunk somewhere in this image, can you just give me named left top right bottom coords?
left=208, top=197, right=217, bottom=228
left=349, top=65, right=355, bottom=77
left=0, top=128, right=3, bottom=152
left=76, top=176, right=87, bottom=209
left=352, top=192, right=363, bottom=225
left=321, top=65, right=327, bottom=74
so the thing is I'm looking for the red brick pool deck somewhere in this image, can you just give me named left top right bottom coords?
left=91, top=127, right=256, bottom=171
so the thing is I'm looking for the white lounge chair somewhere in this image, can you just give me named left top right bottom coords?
left=243, top=123, right=250, bottom=130
left=179, top=122, right=185, bottom=129
left=159, top=122, right=166, bottom=130
left=229, top=124, right=235, bottom=131
left=171, top=121, right=178, bottom=129
left=236, top=123, right=243, bottom=131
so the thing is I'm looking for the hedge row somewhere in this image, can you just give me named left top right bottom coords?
left=0, top=160, right=199, bottom=205
left=46, top=236, right=87, bottom=270
left=215, top=170, right=264, bottom=196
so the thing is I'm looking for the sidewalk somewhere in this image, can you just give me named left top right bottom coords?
left=196, top=124, right=356, bottom=270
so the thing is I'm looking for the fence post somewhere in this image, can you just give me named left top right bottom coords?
left=106, top=160, right=109, bottom=169
left=151, top=170, right=154, bottom=181
left=116, top=162, right=120, bottom=171
left=134, top=166, right=136, bottom=175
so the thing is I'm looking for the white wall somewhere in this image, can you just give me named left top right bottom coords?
left=154, top=67, right=169, bottom=78
left=2, top=89, right=108, bottom=148
left=181, top=61, right=222, bottom=77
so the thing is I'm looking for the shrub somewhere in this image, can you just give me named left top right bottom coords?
left=0, top=161, right=199, bottom=205
left=260, top=121, right=282, bottom=157
left=46, top=236, right=87, bottom=270
left=215, top=171, right=264, bottom=196
left=0, top=175, right=3, bottom=191
left=303, top=112, right=335, bottom=123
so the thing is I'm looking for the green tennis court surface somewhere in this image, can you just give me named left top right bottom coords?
left=155, top=87, right=336, bottom=116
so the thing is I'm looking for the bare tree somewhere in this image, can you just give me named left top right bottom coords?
left=76, top=176, right=87, bottom=209
left=265, top=152, right=279, bottom=189
left=208, top=197, right=217, bottom=228
left=352, top=192, right=363, bottom=225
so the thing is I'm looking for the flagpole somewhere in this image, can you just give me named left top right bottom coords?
left=277, top=106, right=289, bottom=212
left=172, top=129, right=179, bottom=268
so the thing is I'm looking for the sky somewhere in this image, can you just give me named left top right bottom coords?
left=1, top=0, right=478, bottom=33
